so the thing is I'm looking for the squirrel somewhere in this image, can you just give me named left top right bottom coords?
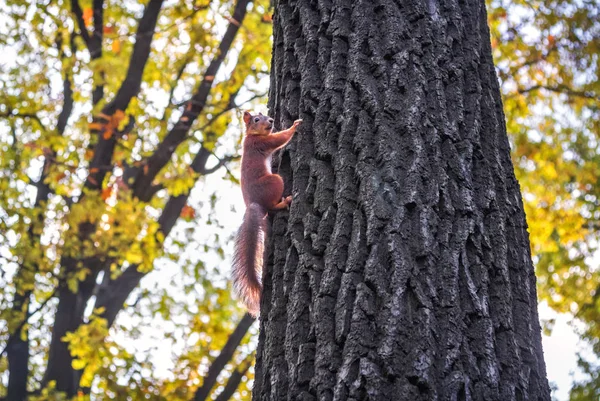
left=232, top=111, right=302, bottom=316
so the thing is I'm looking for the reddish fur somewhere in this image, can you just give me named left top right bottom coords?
left=232, top=112, right=302, bottom=316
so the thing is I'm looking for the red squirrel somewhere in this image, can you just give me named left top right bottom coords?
left=232, top=111, right=302, bottom=316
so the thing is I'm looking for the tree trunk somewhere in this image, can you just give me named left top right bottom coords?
left=254, top=0, right=551, bottom=400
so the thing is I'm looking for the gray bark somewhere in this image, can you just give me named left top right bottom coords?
left=254, top=0, right=551, bottom=400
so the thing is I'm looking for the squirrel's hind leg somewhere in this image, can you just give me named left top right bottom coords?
left=271, top=196, right=292, bottom=211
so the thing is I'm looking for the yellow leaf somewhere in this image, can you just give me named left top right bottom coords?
left=67, top=277, right=79, bottom=293
left=72, top=359, right=86, bottom=370
left=101, top=187, right=112, bottom=201
left=125, top=246, right=143, bottom=264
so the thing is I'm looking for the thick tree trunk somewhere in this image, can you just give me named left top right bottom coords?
left=254, top=0, right=551, bottom=400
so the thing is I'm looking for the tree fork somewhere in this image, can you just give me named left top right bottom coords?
left=254, top=0, right=551, bottom=400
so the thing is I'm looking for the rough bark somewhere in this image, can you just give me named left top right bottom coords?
left=254, top=0, right=551, bottom=400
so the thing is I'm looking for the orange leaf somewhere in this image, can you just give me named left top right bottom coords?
left=89, top=122, right=104, bottom=131
left=108, top=110, right=126, bottom=131
left=180, top=205, right=196, bottom=221
left=103, top=26, right=114, bottom=35
left=103, top=128, right=113, bottom=140
left=143, top=164, right=149, bottom=175
left=261, top=14, right=273, bottom=23
left=83, top=8, right=93, bottom=27
left=204, top=75, right=215, bottom=82
left=111, top=39, right=121, bottom=53
left=101, top=187, right=112, bottom=201
left=89, top=167, right=99, bottom=174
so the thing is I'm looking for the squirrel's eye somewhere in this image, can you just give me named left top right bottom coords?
left=254, top=117, right=260, bottom=123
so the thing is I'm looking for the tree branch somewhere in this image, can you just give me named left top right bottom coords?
left=95, top=144, right=236, bottom=326
left=70, top=0, right=92, bottom=49
left=106, top=0, right=165, bottom=114
left=0, top=289, right=57, bottom=359
left=161, top=54, right=194, bottom=122
left=202, top=154, right=240, bottom=175
left=213, top=355, right=253, bottom=401
left=515, top=84, right=598, bottom=101
left=130, top=0, right=251, bottom=199
left=91, top=0, right=105, bottom=104
left=85, top=0, right=165, bottom=191
left=194, top=314, right=255, bottom=401
left=0, top=112, right=45, bottom=131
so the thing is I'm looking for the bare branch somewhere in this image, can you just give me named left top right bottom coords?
left=516, top=84, right=599, bottom=101
left=106, top=0, right=165, bottom=114
left=161, top=56, right=193, bottom=122
left=70, top=0, right=92, bottom=49
left=0, top=112, right=45, bottom=131
left=0, top=289, right=57, bottom=359
left=213, top=355, right=254, bottom=401
left=194, top=314, right=255, bottom=401
left=202, top=154, right=240, bottom=175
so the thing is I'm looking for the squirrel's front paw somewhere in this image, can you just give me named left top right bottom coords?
left=283, top=196, right=293, bottom=207
left=292, top=119, right=303, bottom=128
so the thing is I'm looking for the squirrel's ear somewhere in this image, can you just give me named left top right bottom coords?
left=243, top=111, right=252, bottom=125
left=258, top=112, right=263, bottom=116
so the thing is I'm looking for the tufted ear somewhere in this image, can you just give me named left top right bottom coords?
left=258, top=112, right=263, bottom=116
left=243, top=111, right=252, bottom=124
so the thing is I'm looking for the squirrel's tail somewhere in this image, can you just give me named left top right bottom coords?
left=232, top=203, right=267, bottom=316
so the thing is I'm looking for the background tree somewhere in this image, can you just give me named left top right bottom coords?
left=0, top=0, right=270, bottom=399
left=487, top=1, right=600, bottom=397
left=254, top=0, right=550, bottom=399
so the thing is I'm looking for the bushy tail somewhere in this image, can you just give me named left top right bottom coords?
left=232, top=203, right=267, bottom=316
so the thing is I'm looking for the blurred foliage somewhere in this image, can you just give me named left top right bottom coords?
left=0, top=0, right=269, bottom=399
left=0, top=0, right=599, bottom=400
left=488, top=0, right=599, bottom=399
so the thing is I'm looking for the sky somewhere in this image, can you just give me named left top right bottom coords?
left=539, top=304, right=589, bottom=400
